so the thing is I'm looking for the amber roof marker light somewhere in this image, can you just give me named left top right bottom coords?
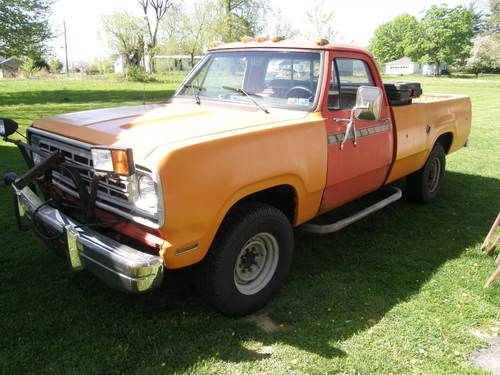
left=315, top=39, right=329, bottom=46
left=240, top=36, right=255, bottom=43
left=209, top=40, right=223, bottom=48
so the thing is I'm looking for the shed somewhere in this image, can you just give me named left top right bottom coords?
left=0, top=57, right=23, bottom=78
left=385, top=57, right=421, bottom=75
left=422, top=62, right=448, bottom=76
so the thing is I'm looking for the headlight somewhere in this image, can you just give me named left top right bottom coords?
left=135, top=174, right=158, bottom=213
left=91, top=147, right=135, bottom=176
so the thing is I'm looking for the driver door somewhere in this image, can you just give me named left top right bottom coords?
left=320, top=53, right=393, bottom=213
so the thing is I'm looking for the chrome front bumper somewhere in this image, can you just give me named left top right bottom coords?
left=13, top=185, right=164, bottom=293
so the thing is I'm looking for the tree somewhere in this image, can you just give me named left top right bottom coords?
left=304, top=0, right=337, bottom=41
left=469, top=1, right=489, bottom=35
left=177, top=1, right=218, bottom=66
left=102, top=12, right=146, bottom=68
left=215, top=0, right=267, bottom=41
left=416, top=5, right=474, bottom=74
left=368, top=14, right=420, bottom=63
left=269, top=8, right=299, bottom=39
left=0, top=0, right=53, bottom=58
left=138, top=0, right=173, bottom=73
left=466, top=34, right=500, bottom=76
left=486, top=0, right=500, bottom=34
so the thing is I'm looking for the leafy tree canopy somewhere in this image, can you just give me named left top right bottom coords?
left=486, top=0, right=500, bottom=34
left=0, top=0, right=53, bottom=58
left=369, top=5, right=474, bottom=70
left=368, top=14, right=420, bottom=63
left=417, top=5, right=474, bottom=67
left=101, top=12, right=146, bottom=67
left=215, top=0, right=268, bottom=42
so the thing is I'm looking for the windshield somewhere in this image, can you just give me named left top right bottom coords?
left=176, top=50, right=322, bottom=111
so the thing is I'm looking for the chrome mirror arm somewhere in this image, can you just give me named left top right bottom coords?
left=340, top=117, right=354, bottom=150
left=340, top=104, right=369, bottom=150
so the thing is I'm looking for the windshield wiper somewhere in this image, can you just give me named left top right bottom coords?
left=221, top=86, right=269, bottom=114
left=182, top=83, right=205, bottom=105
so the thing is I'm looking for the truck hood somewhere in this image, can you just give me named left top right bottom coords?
left=32, top=99, right=309, bottom=161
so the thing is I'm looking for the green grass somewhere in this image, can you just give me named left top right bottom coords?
left=0, top=74, right=499, bottom=374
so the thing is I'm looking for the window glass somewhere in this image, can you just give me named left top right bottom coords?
left=328, top=58, right=374, bottom=111
left=178, top=51, right=322, bottom=111
left=203, top=56, right=246, bottom=90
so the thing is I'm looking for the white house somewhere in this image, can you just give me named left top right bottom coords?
left=114, top=56, right=125, bottom=74
left=385, top=57, right=421, bottom=75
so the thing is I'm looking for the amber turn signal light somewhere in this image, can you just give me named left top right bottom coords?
left=111, top=150, right=132, bottom=175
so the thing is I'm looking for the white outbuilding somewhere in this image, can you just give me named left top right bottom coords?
left=385, top=57, right=421, bottom=75
left=422, top=62, right=448, bottom=76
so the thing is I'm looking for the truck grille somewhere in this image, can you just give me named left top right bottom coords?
left=28, top=129, right=161, bottom=228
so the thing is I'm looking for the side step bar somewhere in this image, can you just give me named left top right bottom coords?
left=302, top=186, right=402, bottom=234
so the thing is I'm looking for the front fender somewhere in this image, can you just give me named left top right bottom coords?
left=148, top=116, right=327, bottom=269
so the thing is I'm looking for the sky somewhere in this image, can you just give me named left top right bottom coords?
left=49, top=0, right=477, bottom=64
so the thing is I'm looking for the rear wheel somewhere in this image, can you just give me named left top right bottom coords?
left=195, top=202, right=294, bottom=316
left=406, top=143, right=446, bottom=203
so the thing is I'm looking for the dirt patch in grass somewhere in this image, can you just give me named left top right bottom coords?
left=248, top=313, right=281, bottom=333
left=468, top=329, right=500, bottom=374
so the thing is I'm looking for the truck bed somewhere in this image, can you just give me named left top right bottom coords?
left=385, top=93, right=472, bottom=184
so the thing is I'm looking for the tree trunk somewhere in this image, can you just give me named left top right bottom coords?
left=435, top=61, right=440, bottom=77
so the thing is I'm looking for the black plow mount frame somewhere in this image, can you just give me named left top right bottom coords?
left=5, top=138, right=107, bottom=230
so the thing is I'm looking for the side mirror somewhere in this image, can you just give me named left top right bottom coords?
left=0, top=118, right=19, bottom=138
left=354, top=86, right=383, bottom=121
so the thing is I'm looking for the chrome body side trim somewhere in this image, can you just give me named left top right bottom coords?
left=327, top=122, right=391, bottom=145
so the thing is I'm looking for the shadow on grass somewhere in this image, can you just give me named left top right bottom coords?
left=1, top=143, right=498, bottom=373
left=0, top=89, right=176, bottom=106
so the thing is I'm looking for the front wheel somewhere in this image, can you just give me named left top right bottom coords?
left=195, top=202, right=294, bottom=316
left=406, top=143, right=446, bottom=203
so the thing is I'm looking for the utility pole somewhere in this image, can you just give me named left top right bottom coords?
left=63, top=21, right=69, bottom=75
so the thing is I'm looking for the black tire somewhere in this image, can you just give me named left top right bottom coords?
left=195, top=202, right=294, bottom=316
left=406, top=143, right=446, bottom=203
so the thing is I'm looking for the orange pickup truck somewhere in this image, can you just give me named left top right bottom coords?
left=2, top=39, right=471, bottom=315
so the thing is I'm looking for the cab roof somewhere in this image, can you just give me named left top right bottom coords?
left=208, top=39, right=372, bottom=56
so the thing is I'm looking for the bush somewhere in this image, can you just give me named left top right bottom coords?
left=20, top=58, right=41, bottom=77
left=85, top=64, right=101, bottom=75
left=48, top=59, right=63, bottom=74
left=126, top=65, right=149, bottom=82
left=86, top=59, right=114, bottom=75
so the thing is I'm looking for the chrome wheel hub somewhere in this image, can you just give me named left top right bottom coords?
left=234, top=232, right=279, bottom=295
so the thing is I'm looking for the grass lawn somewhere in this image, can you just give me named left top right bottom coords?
left=0, top=74, right=499, bottom=374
